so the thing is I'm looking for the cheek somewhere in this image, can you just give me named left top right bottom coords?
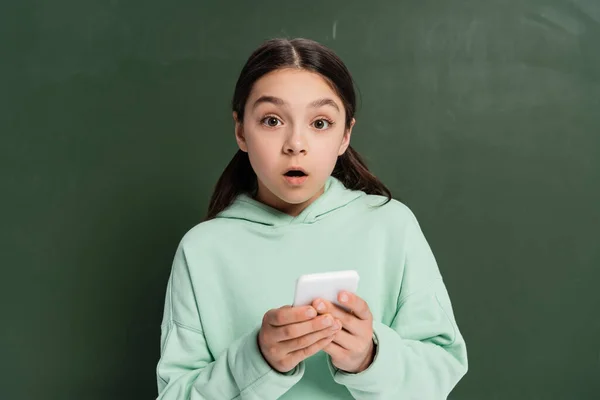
left=318, top=134, right=346, bottom=158
left=245, top=135, right=279, bottom=171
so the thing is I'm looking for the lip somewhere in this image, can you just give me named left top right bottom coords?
left=283, top=166, right=309, bottom=186
left=283, top=175, right=308, bottom=186
left=283, top=166, right=308, bottom=176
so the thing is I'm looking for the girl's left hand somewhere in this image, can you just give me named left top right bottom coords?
left=312, top=292, right=376, bottom=373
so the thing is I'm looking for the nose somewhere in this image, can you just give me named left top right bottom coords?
left=283, top=128, right=307, bottom=155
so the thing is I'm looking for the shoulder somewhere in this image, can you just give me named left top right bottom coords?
left=346, top=193, right=430, bottom=241
left=177, top=217, right=234, bottom=255
left=355, top=194, right=419, bottom=227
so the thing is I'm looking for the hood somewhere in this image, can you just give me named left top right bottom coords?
left=215, top=176, right=365, bottom=227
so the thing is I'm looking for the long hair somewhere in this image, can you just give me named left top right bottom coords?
left=205, top=38, right=392, bottom=221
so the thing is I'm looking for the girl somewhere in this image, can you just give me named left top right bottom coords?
left=156, top=38, right=468, bottom=399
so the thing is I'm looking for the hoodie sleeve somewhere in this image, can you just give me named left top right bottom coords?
left=326, top=208, right=468, bottom=399
left=156, top=245, right=304, bottom=400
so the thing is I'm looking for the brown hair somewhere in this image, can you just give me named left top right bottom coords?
left=205, top=38, right=392, bottom=221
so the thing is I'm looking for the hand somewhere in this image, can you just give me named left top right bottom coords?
left=258, top=305, right=343, bottom=373
left=313, top=292, right=376, bottom=373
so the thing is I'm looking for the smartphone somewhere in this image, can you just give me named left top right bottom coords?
left=292, top=270, right=360, bottom=310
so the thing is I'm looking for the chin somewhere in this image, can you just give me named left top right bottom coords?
left=276, top=190, right=314, bottom=205
left=256, top=174, right=325, bottom=208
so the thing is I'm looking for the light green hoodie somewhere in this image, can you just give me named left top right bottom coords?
left=156, top=176, right=468, bottom=399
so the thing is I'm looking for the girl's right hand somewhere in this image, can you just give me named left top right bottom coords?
left=258, top=305, right=342, bottom=373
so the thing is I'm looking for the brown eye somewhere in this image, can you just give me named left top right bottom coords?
left=262, top=116, right=282, bottom=127
left=312, top=119, right=331, bottom=130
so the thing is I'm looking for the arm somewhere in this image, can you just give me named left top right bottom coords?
left=327, top=209, right=468, bottom=399
left=156, top=245, right=304, bottom=400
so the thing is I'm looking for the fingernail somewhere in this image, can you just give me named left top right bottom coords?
left=317, top=302, right=325, bottom=311
left=340, top=293, right=348, bottom=303
left=323, top=317, right=333, bottom=326
left=306, top=308, right=317, bottom=318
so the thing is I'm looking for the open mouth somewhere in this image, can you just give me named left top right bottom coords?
left=284, top=170, right=307, bottom=177
left=283, top=168, right=308, bottom=184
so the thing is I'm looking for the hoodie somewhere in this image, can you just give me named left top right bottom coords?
left=156, top=176, right=468, bottom=399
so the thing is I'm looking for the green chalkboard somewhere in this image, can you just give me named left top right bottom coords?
left=1, top=1, right=599, bottom=399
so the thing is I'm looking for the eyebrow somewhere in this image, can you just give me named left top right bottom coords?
left=252, top=96, right=340, bottom=112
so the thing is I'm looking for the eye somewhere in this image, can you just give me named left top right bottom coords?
left=261, top=116, right=283, bottom=127
left=312, top=118, right=334, bottom=130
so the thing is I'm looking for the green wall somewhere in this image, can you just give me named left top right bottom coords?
left=2, top=1, right=599, bottom=398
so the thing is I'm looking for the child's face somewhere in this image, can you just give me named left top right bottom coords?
left=235, top=68, right=354, bottom=215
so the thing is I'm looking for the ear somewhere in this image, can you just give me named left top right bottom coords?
left=233, top=111, right=248, bottom=152
left=337, top=118, right=355, bottom=156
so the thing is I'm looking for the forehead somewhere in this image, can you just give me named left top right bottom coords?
left=248, top=68, right=341, bottom=106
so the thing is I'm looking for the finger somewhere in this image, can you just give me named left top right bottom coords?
left=313, top=299, right=361, bottom=334
left=338, top=291, right=372, bottom=320
left=280, top=321, right=341, bottom=353
left=272, top=313, right=336, bottom=341
left=330, top=328, right=362, bottom=351
left=288, top=334, right=336, bottom=367
left=266, top=305, right=317, bottom=327
left=323, top=341, right=349, bottom=360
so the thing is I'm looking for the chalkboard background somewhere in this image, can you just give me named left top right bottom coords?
left=2, top=1, right=599, bottom=398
